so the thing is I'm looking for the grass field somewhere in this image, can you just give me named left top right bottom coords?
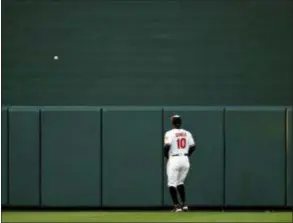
left=2, top=211, right=292, bottom=222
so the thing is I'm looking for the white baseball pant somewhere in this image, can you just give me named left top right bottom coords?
left=167, top=155, right=190, bottom=187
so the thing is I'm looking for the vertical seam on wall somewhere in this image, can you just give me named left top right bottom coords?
left=223, top=107, right=226, bottom=208
left=100, top=108, right=103, bottom=207
left=285, top=108, right=288, bottom=206
left=7, top=107, right=10, bottom=205
left=39, top=108, right=42, bottom=206
left=161, top=108, right=164, bottom=206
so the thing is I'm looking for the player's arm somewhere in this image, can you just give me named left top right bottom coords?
left=188, top=133, right=196, bottom=157
left=164, top=144, right=171, bottom=159
left=164, top=132, right=171, bottom=159
left=188, top=144, right=196, bottom=156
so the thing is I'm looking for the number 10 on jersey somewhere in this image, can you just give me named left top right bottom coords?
left=177, top=138, right=186, bottom=149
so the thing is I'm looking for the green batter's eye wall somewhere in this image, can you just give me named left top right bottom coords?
left=1, top=106, right=292, bottom=208
left=2, top=0, right=292, bottom=106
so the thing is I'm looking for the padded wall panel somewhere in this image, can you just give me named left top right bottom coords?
left=287, top=108, right=292, bottom=207
left=1, top=107, right=8, bottom=205
left=41, top=107, right=101, bottom=206
left=225, top=107, right=285, bottom=206
left=9, top=107, right=40, bottom=205
left=102, top=107, right=163, bottom=207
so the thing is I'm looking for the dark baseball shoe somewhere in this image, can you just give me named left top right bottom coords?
left=182, top=205, right=188, bottom=212
left=171, top=205, right=182, bottom=212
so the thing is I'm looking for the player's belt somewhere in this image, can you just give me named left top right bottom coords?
left=171, top=153, right=188, bottom=157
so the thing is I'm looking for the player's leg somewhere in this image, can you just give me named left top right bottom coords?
left=177, top=184, right=188, bottom=211
left=167, top=159, right=182, bottom=212
left=177, top=184, right=186, bottom=204
left=177, top=158, right=190, bottom=211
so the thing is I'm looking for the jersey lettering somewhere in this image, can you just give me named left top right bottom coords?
left=164, top=129, right=195, bottom=155
left=175, top=132, right=187, bottom=137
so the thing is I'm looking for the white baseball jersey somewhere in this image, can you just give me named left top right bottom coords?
left=164, top=128, right=195, bottom=156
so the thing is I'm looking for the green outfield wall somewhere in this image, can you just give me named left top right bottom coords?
left=1, top=106, right=292, bottom=208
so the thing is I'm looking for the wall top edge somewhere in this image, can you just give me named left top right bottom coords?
left=1, top=106, right=292, bottom=113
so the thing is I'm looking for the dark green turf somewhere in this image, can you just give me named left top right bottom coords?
left=2, top=211, right=292, bottom=222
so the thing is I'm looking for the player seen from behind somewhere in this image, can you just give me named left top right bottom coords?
left=164, top=115, right=196, bottom=212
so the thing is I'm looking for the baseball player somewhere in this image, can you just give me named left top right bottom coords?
left=164, top=115, right=196, bottom=212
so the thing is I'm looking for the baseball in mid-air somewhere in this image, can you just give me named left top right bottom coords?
left=54, top=56, right=59, bottom=60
